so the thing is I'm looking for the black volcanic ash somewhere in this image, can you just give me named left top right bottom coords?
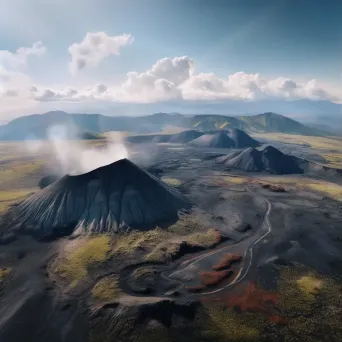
left=189, top=129, right=260, bottom=149
left=11, top=159, right=190, bottom=237
left=189, top=131, right=235, bottom=148
left=217, top=146, right=304, bottom=174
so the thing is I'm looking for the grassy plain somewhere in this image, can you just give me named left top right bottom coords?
left=258, top=176, right=342, bottom=201
left=0, top=142, right=47, bottom=213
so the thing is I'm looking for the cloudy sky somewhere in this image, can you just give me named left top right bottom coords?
left=0, top=0, right=341, bottom=121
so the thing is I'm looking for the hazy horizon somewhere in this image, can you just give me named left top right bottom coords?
left=1, top=0, right=341, bottom=121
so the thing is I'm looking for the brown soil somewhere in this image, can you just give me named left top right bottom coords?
left=200, top=270, right=233, bottom=286
left=212, top=253, right=242, bottom=271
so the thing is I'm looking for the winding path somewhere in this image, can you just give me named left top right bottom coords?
left=121, top=186, right=273, bottom=298
left=166, top=186, right=273, bottom=296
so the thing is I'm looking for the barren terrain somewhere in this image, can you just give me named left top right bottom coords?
left=0, top=135, right=342, bottom=342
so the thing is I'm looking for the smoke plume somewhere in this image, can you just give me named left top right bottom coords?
left=26, top=124, right=129, bottom=175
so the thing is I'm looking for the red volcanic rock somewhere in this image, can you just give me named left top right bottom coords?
left=212, top=253, right=242, bottom=271
left=227, top=282, right=279, bottom=313
left=261, top=183, right=286, bottom=192
left=200, top=270, right=233, bottom=286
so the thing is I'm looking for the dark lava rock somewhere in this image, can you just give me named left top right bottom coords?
left=135, top=300, right=199, bottom=327
left=16, top=251, right=26, bottom=259
left=0, top=232, right=17, bottom=245
left=235, top=222, right=252, bottom=233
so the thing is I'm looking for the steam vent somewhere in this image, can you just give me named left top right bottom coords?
left=12, top=158, right=190, bottom=237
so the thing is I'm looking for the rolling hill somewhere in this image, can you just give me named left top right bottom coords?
left=0, top=111, right=328, bottom=141
left=191, top=112, right=327, bottom=136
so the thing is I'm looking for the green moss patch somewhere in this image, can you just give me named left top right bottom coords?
left=55, top=235, right=111, bottom=285
left=92, top=275, right=121, bottom=302
left=0, top=267, right=12, bottom=282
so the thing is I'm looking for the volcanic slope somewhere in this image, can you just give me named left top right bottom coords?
left=217, top=146, right=304, bottom=174
left=188, top=131, right=235, bottom=148
left=226, top=128, right=260, bottom=148
left=188, top=130, right=260, bottom=149
left=168, top=130, right=203, bottom=143
left=10, top=159, right=190, bottom=237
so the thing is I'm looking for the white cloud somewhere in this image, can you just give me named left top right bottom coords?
left=94, top=83, right=107, bottom=94
left=0, top=67, right=37, bottom=117
left=0, top=42, right=46, bottom=117
left=32, top=87, right=80, bottom=102
left=0, top=42, right=46, bottom=68
left=68, top=32, right=133, bottom=74
left=114, top=56, right=193, bottom=102
left=28, top=62, right=340, bottom=105
left=146, top=56, right=194, bottom=85
left=1, top=50, right=340, bottom=120
left=180, top=71, right=340, bottom=103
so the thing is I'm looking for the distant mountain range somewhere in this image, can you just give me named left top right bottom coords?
left=189, top=112, right=327, bottom=135
left=66, top=99, right=342, bottom=118
left=0, top=110, right=332, bottom=141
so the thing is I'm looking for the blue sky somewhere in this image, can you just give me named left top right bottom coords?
left=0, top=0, right=341, bottom=119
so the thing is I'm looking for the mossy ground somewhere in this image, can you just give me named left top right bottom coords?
left=0, top=143, right=47, bottom=213
left=304, top=182, right=342, bottom=200
left=144, top=228, right=220, bottom=262
left=161, top=177, right=182, bottom=186
left=55, top=235, right=111, bottom=286
left=186, top=228, right=220, bottom=247
left=131, top=267, right=155, bottom=281
left=108, top=212, right=216, bottom=262
left=144, top=242, right=180, bottom=262
left=213, top=175, right=249, bottom=186
left=277, top=265, right=342, bottom=341
left=0, top=267, right=12, bottom=282
left=251, top=133, right=342, bottom=151
left=0, top=189, right=37, bottom=213
left=296, top=275, right=323, bottom=296
left=322, top=152, right=342, bottom=168
left=168, top=211, right=208, bottom=235
left=257, top=176, right=342, bottom=201
left=92, top=275, right=121, bottom=302
left=199, top=306, right=262, bottom=341
left=0, top=160, right=44, bottom=188
left=112, top=229, right=171, bottom=257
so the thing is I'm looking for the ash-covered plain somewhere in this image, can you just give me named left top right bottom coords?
left=1, top=140, right=342, bottom=342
